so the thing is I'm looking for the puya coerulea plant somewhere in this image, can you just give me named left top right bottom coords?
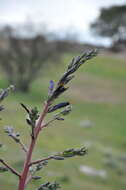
left=0, top=50, right=97, bottom=190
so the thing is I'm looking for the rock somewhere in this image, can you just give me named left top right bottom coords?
left=79, top=120, right=94, bottom=128
left=79, top=165, right=107, bottom=179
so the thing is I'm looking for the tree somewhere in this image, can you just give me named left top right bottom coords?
left=91, top=5, right=126, bottom=44
left=0, top=26, right=60, bottom=92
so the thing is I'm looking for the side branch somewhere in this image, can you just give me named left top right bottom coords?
left=18, top=140, right=28, bottom=153
left=42, top=118, right=57, bottom=129
left=29, top=156, right=54, bottom=166
left=29, top=155, right=64, bottom=166
left=0, top=159, right=21, bottom=177
left=30, top=147, right=87, bottom=166
left=4, top=126, right=28, bottom=153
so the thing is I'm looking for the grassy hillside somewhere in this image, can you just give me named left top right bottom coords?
left=0, top=53, right=126, bottom=190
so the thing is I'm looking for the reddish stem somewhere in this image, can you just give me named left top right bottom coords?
left=18, top=139, right=36, bottom=190
left=18, top=102, right=49, bottom=190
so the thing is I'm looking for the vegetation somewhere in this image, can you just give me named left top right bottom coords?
left=0, top=50, right=98, bottom=190
left=91, top=5, right=126, bottom=47
left=0, top=26, right=61, bottom=92
left=0, top=52, right=126, bottom=190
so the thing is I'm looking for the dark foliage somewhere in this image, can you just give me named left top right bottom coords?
left=0, top=26, right=61, bottom=92
left=91, top=5, right=126, bottom=45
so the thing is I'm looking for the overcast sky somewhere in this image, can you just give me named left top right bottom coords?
left=0, top=0, right=126, bottom=45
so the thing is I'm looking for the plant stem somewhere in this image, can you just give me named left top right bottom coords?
left=18, top=102, right=49, bottom=190
left=18, top=139, right=36, bottom=190
left=0, top=159, right=21, bottom=177
left=29, top=156, right=54, bottom=166
left=18, top=140, right=28, bottom=153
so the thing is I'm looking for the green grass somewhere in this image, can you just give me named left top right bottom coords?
left=0, top=53, right=126, bottom=190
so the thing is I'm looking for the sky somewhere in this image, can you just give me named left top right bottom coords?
left=0, top=0, right=126, bottom=46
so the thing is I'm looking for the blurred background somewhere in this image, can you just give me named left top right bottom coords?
left=0, top=0, right=126, bottom=189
